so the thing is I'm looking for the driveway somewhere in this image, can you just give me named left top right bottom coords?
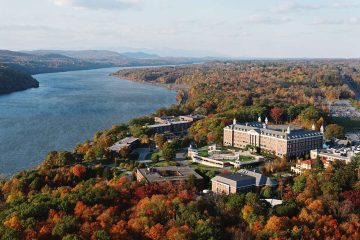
left=175, top=148, right=190, bottom=166
left=133, top=148, right=151, bottom=161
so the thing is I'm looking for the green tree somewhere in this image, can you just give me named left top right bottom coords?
left=43, top=151, right=76, bottom=168
left=261, top=186, right=273, bottom=199
left=314, top=156, right=324, bottom=170
left=162, top=142, right=176, bottom=161
left=130, top=125, right=146, bottom=138
left=95, top=230, right=111, bottom=240
left=151, top=153, right=160, bottom=163
left=52, top=216, right=79, bottom=238
left=225, top=193, right=246, bottom=210
left=62, top=234, right=81, bottom=240
left=154, top=134, right=167, bottom=149
left=292, top=175, right=307, bottom=193
left=325, top=124, right=345, bottom=139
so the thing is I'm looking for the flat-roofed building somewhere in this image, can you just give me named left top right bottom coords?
left=108, top=137, right=139, bottom=152
left=211, top=169, right=277, bottom=194
left=223, top=118, right=323, bottom=157
left=147, top=115, right=204, bottom=135
left=136, top=166, right=203, bottom=184
left=310, top=148, right=357, bottom=164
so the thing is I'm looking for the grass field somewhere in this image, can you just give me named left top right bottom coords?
left=238, top=155, right=255, bottom=162
left=148, top=160, right=177, bottom=167
left=145, top=150, right=162, bottom=160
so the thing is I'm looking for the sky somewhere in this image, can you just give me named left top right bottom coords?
left=0, top=0, right=359, bottom=58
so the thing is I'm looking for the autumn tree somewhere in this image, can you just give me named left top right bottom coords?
left=325, top=124, right=345, bottom=139
left=154, top=134, right=167, bottom=149
left=72, top=164, right=87, bottom=177
left=271, top=107, right=284, bottom=124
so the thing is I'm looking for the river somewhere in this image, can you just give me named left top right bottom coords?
left=0, top=67, right=176, bottom=176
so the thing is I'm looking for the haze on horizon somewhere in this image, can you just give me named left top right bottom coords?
left=0, top=0, right=359, bottom=58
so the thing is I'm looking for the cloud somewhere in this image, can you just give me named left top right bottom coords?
left=52, top=0, right=141, bottom=10
left=247, top=15, right=292, bottom=25
left=0, top=24, right=59, bottom=32
left=271, top=1, right=359, bottom=13
left=309, top=17, right=360, bottom=25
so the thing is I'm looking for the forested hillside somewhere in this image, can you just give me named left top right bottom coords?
left=114, top=60, right=360, bottom=107
left=0, top=60, right=359, bottom=239
left=0, top=121, right=358, bottom=240
left=114, top=60, right=360, bottom=144
left=0, top=65, right=39, bottom=94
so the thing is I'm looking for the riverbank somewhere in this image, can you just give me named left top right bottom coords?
left=0, top=67, right=176, bottom=176
left=0, top=66, right=39, bottom=94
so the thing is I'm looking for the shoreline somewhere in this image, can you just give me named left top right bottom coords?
left=111, top=74, right=190, bottom=91
left=1, top=67, right=178, bottom=178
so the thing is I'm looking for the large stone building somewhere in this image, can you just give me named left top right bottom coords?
left=223, top=117, right=323, bottom=157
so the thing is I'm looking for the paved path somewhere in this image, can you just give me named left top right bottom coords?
left=133, top=148, right=151, bottom=161
left=175, top=148, right=190, bottom=166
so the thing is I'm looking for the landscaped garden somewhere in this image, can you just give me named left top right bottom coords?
left=238, top=155, right=255, bottom=162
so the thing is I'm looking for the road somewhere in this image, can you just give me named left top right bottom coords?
left=342, top=74, right=360, bottom=100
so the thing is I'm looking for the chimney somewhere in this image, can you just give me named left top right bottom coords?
left=287, top=126, right=291, bottom=134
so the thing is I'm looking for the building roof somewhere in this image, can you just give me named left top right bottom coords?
left=263, top=199, right=283, bottom=207
left=238, top=169, right=277, bottom=187
left=137, top=166, right=203, bottom=183
left=147, top=123, right=171, bottom=128
left=108, top=137, right=139, bottom=152
left=211, top=169, right=277, bottom=189
left=298, top=159, right=315, bottom=165
left=225, top=122, right=322, bottom=140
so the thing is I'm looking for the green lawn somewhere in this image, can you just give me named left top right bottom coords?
left=148, top=160, right=177, bottom=167
left=189, top=162, right=222, bottom=170
left=238, top=155, right=255, bottom=162
left=198, top=150, right=209, bottom=157
left=145, top=150, right=162, bottom=160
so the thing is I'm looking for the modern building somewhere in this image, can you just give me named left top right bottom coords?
left=188, top=145, right=264, bottom=168
left=211, top=169, right=277, bottom=194
left=136, top=166, right=203, bottom=184
left=108, top=137, right=139, bottom=153
left=147, top=115, right=204, bottom=135
left=310, top=146, right=359, bottom=164
left=223, top=118, right=323, bottom=157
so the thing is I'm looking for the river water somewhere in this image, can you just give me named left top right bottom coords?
left=0, top=67, right=176, bottom=176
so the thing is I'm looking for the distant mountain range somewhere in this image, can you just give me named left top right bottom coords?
left=0, top=49, right=207, bottom=94
left=0, top=49, right=205, bottom=75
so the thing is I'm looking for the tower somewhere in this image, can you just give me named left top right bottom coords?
left=312, top=123, right=316, bottom=130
